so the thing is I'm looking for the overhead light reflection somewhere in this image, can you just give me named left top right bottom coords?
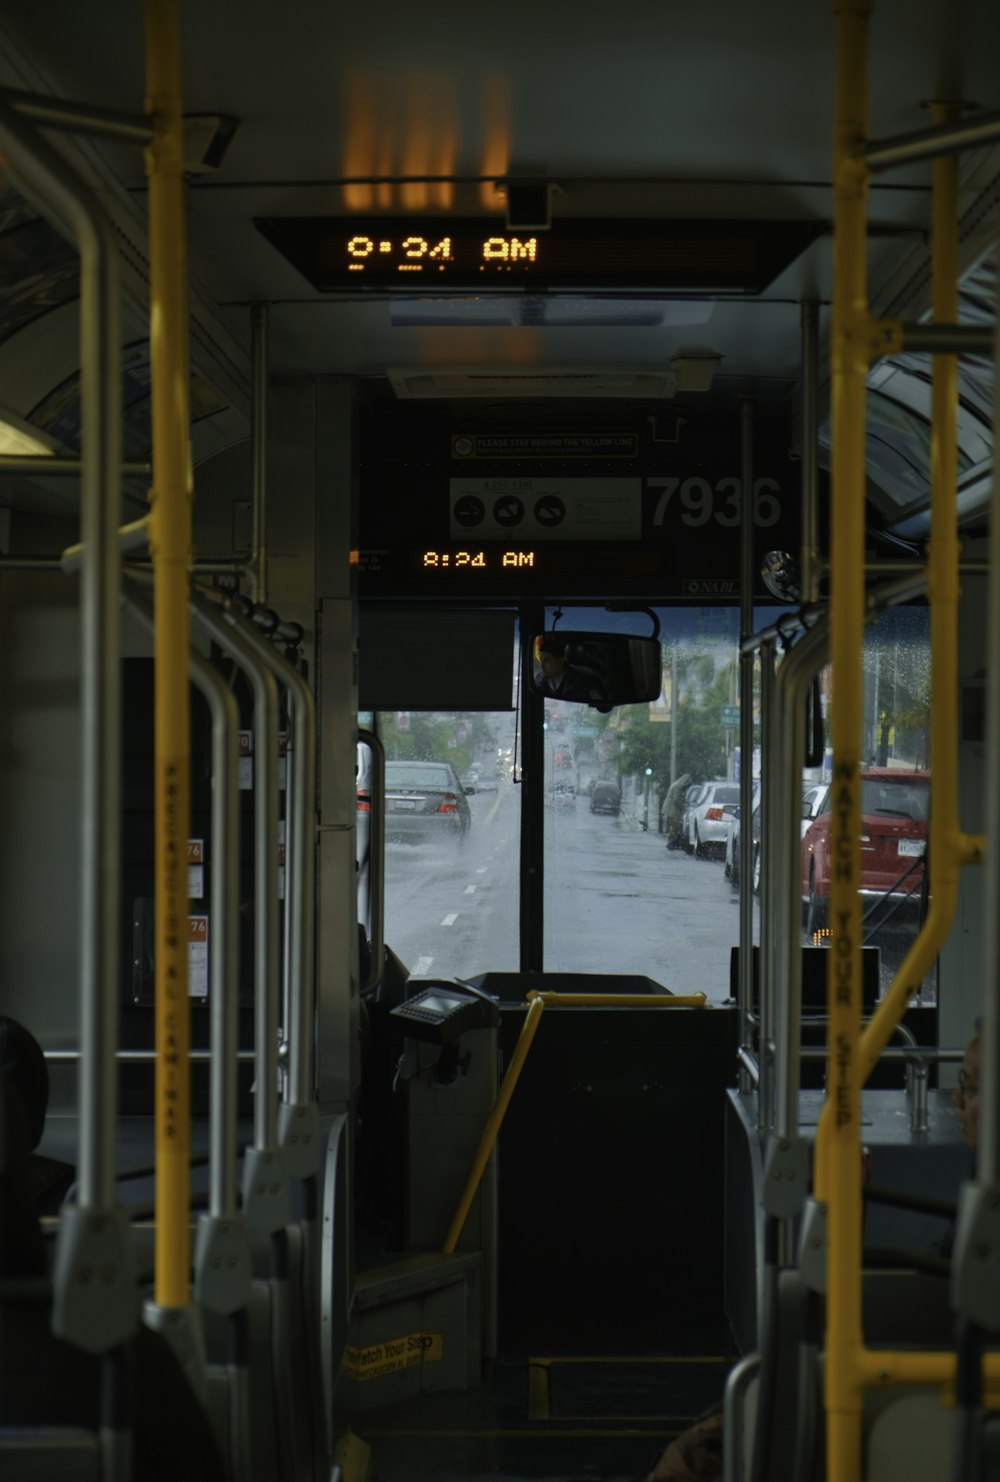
left=479, top=72, right=510, bottom=212
left=343, top=70, right=457, bottom=211
left=342, top=72, right=378, bottom=210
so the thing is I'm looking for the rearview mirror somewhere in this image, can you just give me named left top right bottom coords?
left=532, top=632, right=662, bottom=711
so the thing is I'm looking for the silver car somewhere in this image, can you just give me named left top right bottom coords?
left=384, top=760, right=472, bottom=843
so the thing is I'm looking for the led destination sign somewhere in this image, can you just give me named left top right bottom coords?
left=255, top=217, right=825, bottom=294
left=422, top=549, right=535, bottom=569
left=356, top=545, right=664, bottom=588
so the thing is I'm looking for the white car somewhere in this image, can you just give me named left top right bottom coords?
left=687, top=781, right=743, bottom=858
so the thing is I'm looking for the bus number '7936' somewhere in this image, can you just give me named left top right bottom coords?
left=649, top=476, right=781, bottom=528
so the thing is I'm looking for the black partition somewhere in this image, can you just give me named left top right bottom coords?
left=494, top=990, right=738, bottom=1353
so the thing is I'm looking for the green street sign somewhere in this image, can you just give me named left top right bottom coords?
left=573, top=726, right=599, bottom=738
left=720, top=705, right=740, bottom=728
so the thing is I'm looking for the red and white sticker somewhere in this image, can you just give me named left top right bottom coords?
left=188, top=838, right=204, bottom=899
left=188, top=915, right=209, bottom=997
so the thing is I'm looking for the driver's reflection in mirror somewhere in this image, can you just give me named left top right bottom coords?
left=533, top=635, right=612, bottom=710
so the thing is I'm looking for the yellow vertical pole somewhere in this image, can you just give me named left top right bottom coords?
left=144, top=0, right=193, bottom=1308
left=824, top=4, right=871, bottom=1477
left=926, top=97, right=962, bottom=962
left=831, top=101, right=969, bottom=1096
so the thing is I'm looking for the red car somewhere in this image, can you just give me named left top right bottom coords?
left=801, top=768, right=930, bottom=938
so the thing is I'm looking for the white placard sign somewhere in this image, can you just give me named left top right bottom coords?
left=449, top=477, right=641, bottom=541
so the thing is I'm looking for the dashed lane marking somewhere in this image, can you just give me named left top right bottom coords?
left=441, top=913, right=458, bottom=926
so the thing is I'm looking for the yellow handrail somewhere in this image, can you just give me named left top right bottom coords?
left=530, top=992, right=707, bottom=1008
left=441, top=990, right=706, bottom=1253
left=145, top=0, right=194, bottom=1309
left=823, top=5, right=872, bottom=1476
left=848, top=102, right=972, bottom=1089
left=441, top=994, right=545, bottom=1254
left=819, top=12, right=987, bottom=1473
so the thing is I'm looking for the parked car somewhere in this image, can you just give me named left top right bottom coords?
left=726, top=794, right=762, bottom=894
left=589, top=780, right=622, bottom=816
left=727, top=781, right=827, bottom=893
left=687, top=780, right=742, bottom=857
left=679, top=782, right=710, bottom=849
left=384, top=759, right=472, bottom=842
left=801, top=767, right=930, bottom=936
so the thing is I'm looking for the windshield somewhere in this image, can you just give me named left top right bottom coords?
left=543, top=605, right=764, bottom=997
left=367, top=602, right=935, bottom=1003
left=377, top=697, right=521, bottom=979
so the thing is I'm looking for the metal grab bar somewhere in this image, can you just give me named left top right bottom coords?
left=737, top=1047, right=761, bottom=1086
left=216, top=595, right=320, bottom=1179
left=189, top=590, right=291, bottom=1237
left=124, top=583, right=242, bottom=1222
left=4, top=86, right=153, bottom=143
left=125, top=579, right=256, bottom=1322
left=0, top=454, right=150, bottom=476
left=770, top=621, right=829, bottom=1139
left=797, top=1035, right=969, bottom=1136
left=45, top=1048, right=258, bottom=1063
left=0, top=89, right=135, bottom=1355
left=62, top=517, right=151, bottom=573
left=359, top=728, right=386, bottom=995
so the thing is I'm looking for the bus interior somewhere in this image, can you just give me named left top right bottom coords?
left=0, top=2, right=998, bottom=1479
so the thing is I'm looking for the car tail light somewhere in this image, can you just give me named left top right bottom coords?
left=706, top=807, right=725, bottom=821
left=437, top=793, right=459, bottom=813
left=356, top=791, right=371, bottom=813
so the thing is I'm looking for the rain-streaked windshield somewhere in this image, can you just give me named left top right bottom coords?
left=366, top=602, right=934, bottom=1002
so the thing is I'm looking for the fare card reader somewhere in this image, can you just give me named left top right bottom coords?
left=390, top=979, right=500, bottom=1045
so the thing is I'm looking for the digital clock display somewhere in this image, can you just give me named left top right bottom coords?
left=255, top=217, right=825, bottom=294
left=422, top=550, right=536, bottom=570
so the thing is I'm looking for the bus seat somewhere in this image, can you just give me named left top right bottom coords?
left=0, top=1073, right=46, bottom=1279
left=0, top=1016, right=73, bottom=1232
left=864, top=1391, right=951, bottom=1481
left=0, top=1058, right=232, bottom=1481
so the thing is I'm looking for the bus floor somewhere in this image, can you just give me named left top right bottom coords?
left=349, top=1349, right=730, bottom=1482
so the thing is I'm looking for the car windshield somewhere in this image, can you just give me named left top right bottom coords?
left=386, top=763, right=453, bottom=788
left=861, top=777, right=929, bottom=821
